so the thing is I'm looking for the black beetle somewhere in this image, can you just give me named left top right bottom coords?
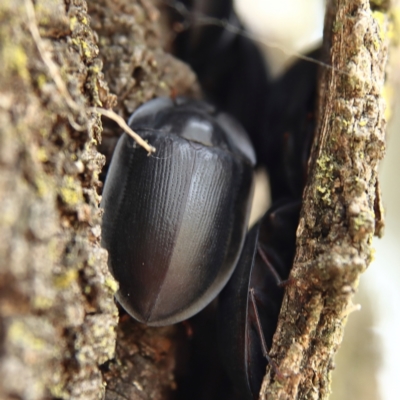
left=101, top=96, right=256, bottom=326
left=218, top=200, right=301, bottom=400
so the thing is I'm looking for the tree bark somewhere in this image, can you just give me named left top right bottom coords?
left=260, top=1, right=389, bottom=399
left=0, top=0, right=120, bottom=398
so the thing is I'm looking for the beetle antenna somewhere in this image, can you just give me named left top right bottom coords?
left=249, top=288, right=283, bottom=379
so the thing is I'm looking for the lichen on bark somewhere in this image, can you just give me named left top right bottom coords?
left=0, top=0, right=118, bottom=398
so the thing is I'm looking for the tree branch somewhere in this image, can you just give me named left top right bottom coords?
left=260, top=1, right=389, bottom=399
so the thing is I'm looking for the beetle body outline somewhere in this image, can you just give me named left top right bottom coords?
left=101, top=97, right=256, bottom=326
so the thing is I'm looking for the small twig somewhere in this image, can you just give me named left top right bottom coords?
left=89, top=108, right=156, bottom=155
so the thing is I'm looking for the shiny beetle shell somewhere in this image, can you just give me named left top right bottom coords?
left=101, top=97, right=256, bottom=326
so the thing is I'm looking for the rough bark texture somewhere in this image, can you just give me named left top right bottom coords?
left=260, top=1, right=390, bottom=399
left=0, top=0, right=120, bottom=398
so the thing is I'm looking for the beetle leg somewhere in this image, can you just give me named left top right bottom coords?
left=257, top=243, right=297, bottom=288
left=256, top=243, right=287, bottom=287
left=249, top=288, right=283, bottom=379
left=249, top=289, right=269, bottom=360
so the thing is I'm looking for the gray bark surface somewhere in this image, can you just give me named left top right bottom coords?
left=0, top=0, right=119, bottom=398
left=260, top=1, right=389, bottom=399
